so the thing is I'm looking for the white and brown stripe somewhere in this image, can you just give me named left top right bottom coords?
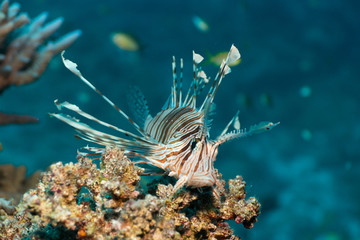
left=50, top=45, right=279, bottom=199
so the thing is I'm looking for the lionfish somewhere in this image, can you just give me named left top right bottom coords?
left=50, top=45, right=279, bottom=199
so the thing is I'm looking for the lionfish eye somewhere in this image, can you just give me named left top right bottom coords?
left=190, top=138, right=201, bottom=150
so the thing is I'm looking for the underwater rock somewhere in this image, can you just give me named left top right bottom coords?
left=0, top=147, right=260, bottom=239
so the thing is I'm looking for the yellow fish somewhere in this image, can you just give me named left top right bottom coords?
left=206, top=51, right=242, bottom=67
left=111, top=32, right=140, bottom=52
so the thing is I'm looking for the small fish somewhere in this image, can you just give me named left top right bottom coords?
left=260, top=93, right=273, bottom=107
left=51, top=45, right=278, bottom=200
left=206, top=51, right=242, bottom=67
left=236, top=93, right=252, bottom=109
left=192, top=16, right=209, bottom=32
left=299, top=85, right=311, bottom=98
left=301, top=129, right=312, bottom=141
left=111, top=32, right=141, bottom=52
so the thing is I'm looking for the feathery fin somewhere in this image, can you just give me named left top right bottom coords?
left=127, top=86, right=152, bottom=128
left=218, top=110, right=240, bottom=137
left=50, top=111, right=156, bottom=154
left=52, top=99, right=152, bottom=143
left=216, top=121, right=280, bottom=145
left=61, top=51, right=149, bottom=138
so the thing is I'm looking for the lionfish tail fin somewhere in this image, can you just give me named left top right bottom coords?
left=215, top=121, right=279, bottom=145
left=60, top=51, right=149, bottom=138
left=201, top=44, right=241, bottom=116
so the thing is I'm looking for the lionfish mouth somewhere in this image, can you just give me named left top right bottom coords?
left=50, top=45, right=279, bottom=199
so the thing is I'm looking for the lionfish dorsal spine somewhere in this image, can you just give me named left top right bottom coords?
left=200, top=44, right=241, bottom=116
left=181, top=51, right=206, bottom=108
left=170, top=56, right=186, bottom=108
left=191, top=51, right=201, bottom=108
left=171, top=56, right=178, bottom=108
left=179, top=58, right=183, bottom=106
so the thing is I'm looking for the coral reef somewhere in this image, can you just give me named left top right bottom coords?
left=0, top=0, right=80, bottom=125
left=0, top=164, right=40, bottom=204
left=0, top=197, right=14, bottom=214
left=0, top=147, right=260, bottom=239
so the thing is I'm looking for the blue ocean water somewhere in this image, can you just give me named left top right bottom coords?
left=0, top=0, right=359, bottom=239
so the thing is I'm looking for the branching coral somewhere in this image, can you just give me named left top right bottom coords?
left=0, top=0, right=80, bottom=93
left=0, top=0, right=81, bottom=125
left=0, top=147, right=260, bottom=239
left=0, top=112, right=38, bottom=125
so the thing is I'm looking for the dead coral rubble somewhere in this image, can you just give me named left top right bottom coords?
left=0, top=147, right=260, bottom=239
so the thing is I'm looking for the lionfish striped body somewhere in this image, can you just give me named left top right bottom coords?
left=51, top=45, right=279, bottom=199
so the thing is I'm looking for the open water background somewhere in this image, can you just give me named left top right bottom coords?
left=0, top=0, right=359, bottom=239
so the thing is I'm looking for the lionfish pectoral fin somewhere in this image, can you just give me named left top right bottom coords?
left=215, top=121, right=279, bottom=145
left=140, top=171, right=165, bottom=176
left=50, top=112, right=123, bottom=146
left=127, top=85, right=152, bottom=128
left=212, top=188, right=221, bottom=201
left=52, top=100, right=148, bottom=142
left=173, top=175, right=188, bottom=194
left=80, top=145, right=105, bottom=156
left=134, top=162, right=165, bottom=176
left=214, top=178, right=225, bottom=197
left=248, top=121, right=280, bottom=135
left=128, top=150, right=169, bottom=171
left=61, top=51, right=150, bottom=139
left=219, top=110, right=240, bottom=137
left=50, top=101, right=158, bottom=155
